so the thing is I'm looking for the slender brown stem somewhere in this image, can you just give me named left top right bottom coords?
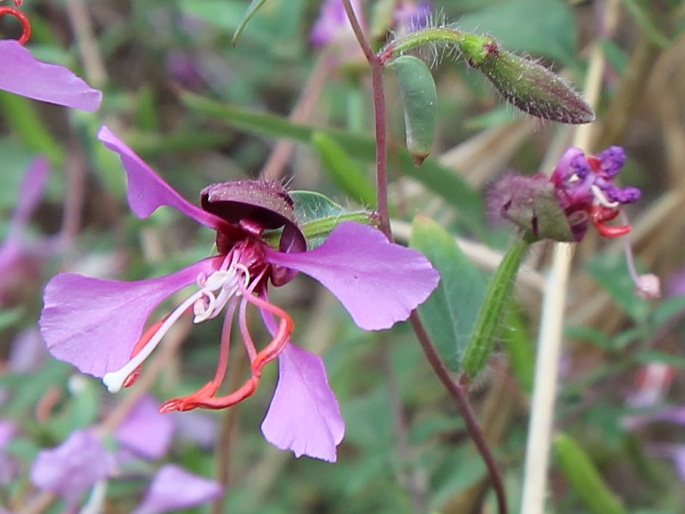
left=410, top=312, right=508, bottom=514
left=340, top=0, right=391, bottom=237
left=340, top=2, right=507, bottom=513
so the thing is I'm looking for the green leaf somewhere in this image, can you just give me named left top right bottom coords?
left=554, top=432, right=627, bottom=514
left=585, top=252, right=651, bottom=323
left=409, top=215, right=487, bottom=370
left=182, top=92, right=486, bottom=233
left=311, top=132, right=376, bottom=207
left=454, top=0, right=577, bottom=66
left=502, top=307, right=535, bottom=393
left=0, top=91, right=65, bottom=166
left=232, top=0, right=268, bottom=45
left=290, top=190, right=375, bottom=248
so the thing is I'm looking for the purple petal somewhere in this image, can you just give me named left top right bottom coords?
left=261, top=343, right=344, bottom=462
left=132, top=464, right=222, bottom=514
left=40, top=258, right=220, bottom=377
left=10, top=157, right=50, bottom=236
left=97, top=126, right=228, bottom=231
left=170, top=411, right=217, bottom=449
left=0, top=422, right=17, bottom=449
left=115, top=396, right=173, bottom=460
left=0, top=40, right=101, bottom=111
left=8, top=328, right=47, bottom=373
left=30, top=430, right=115, bottom=506
left=265, top=222, right=439, bottom=330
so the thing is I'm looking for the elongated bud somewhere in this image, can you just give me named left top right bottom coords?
left=464, top=37, right=595, bottom=124
left=387, top=55, right=438, bottom=165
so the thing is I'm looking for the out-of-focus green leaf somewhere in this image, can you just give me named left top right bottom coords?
left=585, top=252, right=651, bottom=323
left=565, top=325, right=625, bottom=351
left=554, top=432, right=627, bottom=514
left=621, top=0, right=670, bottom=48
left=502, top=307, right=535, bottom=393
left=311, top=132, right=376, bottom=207
left=649, top=295, right=685, bottom=331
left=410, top=215, right=487, bottom=370
left=0, top=91, right=65, bottom=166
left=454, top=0, right=577, bottom=65
left=182, top=93, right=486, bottom=233
left=635, top=350, right=685, bottom=369
left=0, top=308, right=23, bottom=331
left=232, top=0, right=269, bottom=44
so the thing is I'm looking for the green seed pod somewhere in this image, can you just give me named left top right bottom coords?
left=387, top=55, right=438, bottom=165
left=554, top=433, right=627, bottom=514
left=466, top=38, right=595, bottom=125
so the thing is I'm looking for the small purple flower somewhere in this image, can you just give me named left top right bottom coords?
left=0, top=7, right=101, bottom=110
left=132, top=464, right=222, bottom=514
left=394, top=0, right=433, bottom=35
left=0, top=157, right=53, bottom=305
left=550, top=146, right=640, bottom=240
left=310, top=0, right=363, bottom=47
left=30, top=430, right=116, bottom=508
left=115, top=395, right=174, bottom=461
left=40, top=126, right=439, bottom=461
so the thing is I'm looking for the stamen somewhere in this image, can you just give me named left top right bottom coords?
left=158, top=298, right=239, bottom=413
left=591, top=184, right=619, bottom=208
left=122, top=318, right=167, bottom=388
left=159, top=283, right=294, bottom=412
left=621, top=212, right=661, bottom=300
left=0, top=6, right=31, bottom=44
left=102, top=291, right=202, bottom=393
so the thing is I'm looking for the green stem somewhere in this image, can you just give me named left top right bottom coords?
left=378, top=27, right=492, bottom=65
left=461, top=236, right=529, bottom=378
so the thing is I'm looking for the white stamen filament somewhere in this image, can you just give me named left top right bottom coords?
left=102, top=266, right=250, bottom=394
left=103, top=290, right=204, bottom=393
left=591, top=184, right=619, bottom=208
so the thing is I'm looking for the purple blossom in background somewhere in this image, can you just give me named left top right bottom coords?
left=0, top=421, right=18, bottom=485
left=310, top=0, right=363, bottom=47
left=40, top=125, right=439, bottom=461
left=132, top=464, right=222, bottom=514
left=115, top=395, right=174, bottom=460
left=30, top=429, right=116, bottom=507
left=0, top=40, right=102, bottom=111
left=0, top=157, right=52, bottom=305
left=394, top=0, right=433, bottom=34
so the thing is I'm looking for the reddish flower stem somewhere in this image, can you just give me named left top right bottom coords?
left=340, top=3, right=508, bottom=513
left=340, top=0, right=391, bottom=238
left=410, top=312, right=508, bottom=514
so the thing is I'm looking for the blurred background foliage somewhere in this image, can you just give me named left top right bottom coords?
left=2, top=0, right=685, bottom=513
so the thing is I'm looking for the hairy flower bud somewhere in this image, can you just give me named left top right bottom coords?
left=466, top=38, right=595, bottom=124
left=489, top=174, right=576, bottom=242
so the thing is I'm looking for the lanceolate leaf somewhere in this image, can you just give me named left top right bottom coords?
left=410, top=215, right=487, bottom=370
left=232, top=0, right=268, bottom=45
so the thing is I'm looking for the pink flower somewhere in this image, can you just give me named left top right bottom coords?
left=40, top=126, right=439, bottom=461
left=0, top=6, right=101, bottom=110
left=132, top=465, right=222, bottom=514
